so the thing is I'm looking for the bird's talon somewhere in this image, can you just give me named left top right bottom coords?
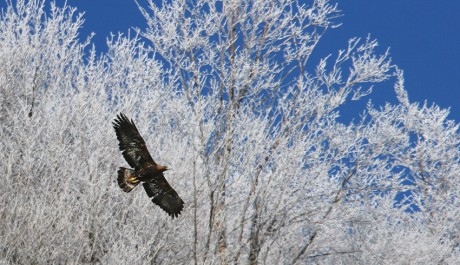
left=128, top=177, right=139, bottom=184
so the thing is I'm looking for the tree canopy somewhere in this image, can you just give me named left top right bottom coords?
left=1, top=0, right=459, bottom=264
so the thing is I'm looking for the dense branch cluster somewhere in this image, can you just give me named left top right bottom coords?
left=1, top=0, right=459, bottom=264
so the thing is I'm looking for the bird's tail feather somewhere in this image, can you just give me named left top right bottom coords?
left=117, top=167, right=140, bottom=192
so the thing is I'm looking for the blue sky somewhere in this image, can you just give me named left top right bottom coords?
left=61, top=0, right=460, bottom=121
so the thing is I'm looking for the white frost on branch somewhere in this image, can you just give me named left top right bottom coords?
left=1, top=0, right=460, bottom=264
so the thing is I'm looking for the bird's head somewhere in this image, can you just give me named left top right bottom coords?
left=158, top=165, right=170, bottom=172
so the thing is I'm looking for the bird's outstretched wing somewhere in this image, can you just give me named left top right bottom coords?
left=113, top=113, right=155, bottom=170
left=143, top=175, right=185, bottom=218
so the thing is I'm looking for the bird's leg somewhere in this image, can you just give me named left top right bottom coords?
left=127, top=176, right=140, bottom=184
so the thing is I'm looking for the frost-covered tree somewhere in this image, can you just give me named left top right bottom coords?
left=1, top=0, right=459, bottom=264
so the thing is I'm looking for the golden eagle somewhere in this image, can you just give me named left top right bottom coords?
left=113, top=113, right=184, bottom=218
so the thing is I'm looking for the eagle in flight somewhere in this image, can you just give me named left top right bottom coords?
left=113, top=113, right=184, bottom=218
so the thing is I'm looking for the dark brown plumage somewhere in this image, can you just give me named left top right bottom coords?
left=113, top=113, right=184, bottom=218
